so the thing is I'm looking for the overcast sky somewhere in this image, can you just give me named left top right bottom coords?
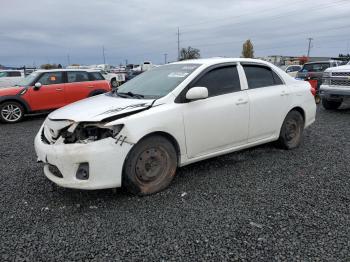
left=1, top=0, right=350, bottom=67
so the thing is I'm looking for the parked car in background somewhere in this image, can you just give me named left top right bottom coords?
left=35, top=58, right=316, bottom=195
left=94, top=69, right=122, bottom=88
left=285, top=65, right=302, bottom=77
left=296, top=61, right=341, bottom=81
left=0, top=69, right=111, bottom=123
left=0, top=70, right=25, bottom=88
left=296, top=61, right=342, bottom=102
left=320, top=63, right=350, bottom=109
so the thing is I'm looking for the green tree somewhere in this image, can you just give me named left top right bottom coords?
left=179, top=46, right=201, bottom=61
left=241, top=39, right=254, bottom=58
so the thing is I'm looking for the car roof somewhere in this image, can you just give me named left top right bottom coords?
left=0, top=69, right=23, bottom=72
left=172, top=57, right=276, bottom=67
left=34, top=69, right=100, bottom=73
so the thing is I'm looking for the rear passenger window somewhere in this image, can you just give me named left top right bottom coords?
left=67, top=71, right=90, bottom=83
left=243, top=65, right=283, bottom=89
left=89, top=72, right=105, bottom=81
left=192, top=66, right=241, bottom=97
left=9, top=71, right=21, bottom=77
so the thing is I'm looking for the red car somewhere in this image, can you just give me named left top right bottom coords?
left=0, top=69, right=111, bottom=123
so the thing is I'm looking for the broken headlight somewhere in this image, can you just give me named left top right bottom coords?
left=62, top=124, right=124, bottom=144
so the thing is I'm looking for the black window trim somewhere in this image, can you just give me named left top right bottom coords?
left=175, top=62, right=241, bottom=103
left=241, top=62, right=286, bottom=88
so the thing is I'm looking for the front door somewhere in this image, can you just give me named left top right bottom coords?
left=182, top=65, right=249, bottom=158
left=28, top=71, right=65, bottom=111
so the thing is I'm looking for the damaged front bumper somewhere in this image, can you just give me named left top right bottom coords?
left=34, top=125, right=133, bottom=190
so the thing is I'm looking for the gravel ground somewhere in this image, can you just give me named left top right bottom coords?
left=0, top=104, right=349, bottom=261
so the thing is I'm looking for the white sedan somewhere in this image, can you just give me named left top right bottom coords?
left=35, top=58, right=316, bottom=195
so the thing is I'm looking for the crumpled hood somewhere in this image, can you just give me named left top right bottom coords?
left=49, top=93, right=155, bottom=122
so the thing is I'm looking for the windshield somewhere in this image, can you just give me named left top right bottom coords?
left=17, top=72, right=39, bottom=86
left=116, top=64, right=200, bottom=99
left=0, top=72, right=8, bottom=77
left=302, top=63, right=330, bottom=72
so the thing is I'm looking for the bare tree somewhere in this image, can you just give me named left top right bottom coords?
left=241, top=39, right=254, bottom=58
left=179, top=46, right=201, bottom=61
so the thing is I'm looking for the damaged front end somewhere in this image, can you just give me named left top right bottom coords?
left=35, top=119, right=134, bottom=190
left=41, top=119, right=127, bottom=146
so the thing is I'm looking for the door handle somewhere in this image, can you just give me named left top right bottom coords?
left=56, top=88, right=63, bottom=91
left=280, top=90, right=289, bottom=96
left=88, top=86, right=94, bottom=88
left=235, top=98, right=248, bottom=105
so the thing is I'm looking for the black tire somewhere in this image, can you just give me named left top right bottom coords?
left=322, top=98, right=342, bottom=110
left=123, top=135, right=177, bottom=196
left=277, top=110, right=304, bottom=150
left=111, top=79, right=118, bottom=88
left=0, top=101, right=25, bottom=124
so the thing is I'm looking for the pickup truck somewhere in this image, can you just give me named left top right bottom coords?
left=320, top=61, right=350, bottom=109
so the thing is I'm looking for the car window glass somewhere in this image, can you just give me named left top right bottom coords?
left=192, top=66, right=241, bottom=97
left=302, top=63, right=330, bottom=72
left=89, top=72, right=105, bottom=81
left=8, top=71, right=21, bottom=77
left=243, top=65, right=276, bottom=88
left=67, top=71, right=90, bottom=83
left=38, top=72, right=63, bottom=85
left=0, top=72, right=8, bottom=77
left=272, top=71, right=284, bottom=85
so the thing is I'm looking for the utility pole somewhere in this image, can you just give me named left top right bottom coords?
left=177, top=27, right=180, bottom=61
left=307, top=38, right=313, bottom=58
left=125, top=59, right=128, bottom=66
left=67, top=54, right=71, bottom=66
left=102, top=46, right=106, bottom=64
left=164, top=53, right=168, bottom=64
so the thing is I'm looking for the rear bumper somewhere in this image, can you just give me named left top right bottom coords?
left=320, top=85, right=350, bottom=100
left=34, top=126, right=133, bottom=190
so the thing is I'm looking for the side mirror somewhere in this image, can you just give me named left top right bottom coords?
left=186, top=86, right=208, bottom=101
left=34, top=82, right=42, bottom=90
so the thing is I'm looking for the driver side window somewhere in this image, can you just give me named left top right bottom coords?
left=192, top=66, right=241, bottom=97
left=38, top=72, right=63, bottom=85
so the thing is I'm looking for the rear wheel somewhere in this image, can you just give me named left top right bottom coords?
left=322, top=98, right=342, bottom=110
left=111, top=79, right=118, bottom=88
left=0, top=101, right=24, bottom=124
left=277, top=110, right=304, bottom=150
left=123, top=136, right=177, bottom=195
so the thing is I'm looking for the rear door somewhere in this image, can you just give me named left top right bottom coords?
left=64, top=71, right=94, bottom=104
left=88, top=71, right=111, bottom=91
left=242, top=64, right=290, bottom=142
left=27, top=71, right=66, bottom=111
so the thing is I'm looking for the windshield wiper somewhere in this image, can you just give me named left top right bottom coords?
left=117, top=91, right=144, bottom=99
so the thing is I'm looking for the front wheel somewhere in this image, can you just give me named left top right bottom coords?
left=123, top=136, right=177, bottom=195
left=277, top=110, right=304, bottom=150
left=322, top=98, right=342, bottom=110
left=0, top=101, right=25, bottom=123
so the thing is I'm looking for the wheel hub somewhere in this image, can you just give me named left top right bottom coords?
left=135, top=148, right=167, bottom=182
left=285, top=119, right=298, bottom=141
left=1, top=104, right=22, bottom=122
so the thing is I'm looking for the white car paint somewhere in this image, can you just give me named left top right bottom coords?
left=35, top=58, right=316, bottom=190
left=0, top=70, right=25, bottom=88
